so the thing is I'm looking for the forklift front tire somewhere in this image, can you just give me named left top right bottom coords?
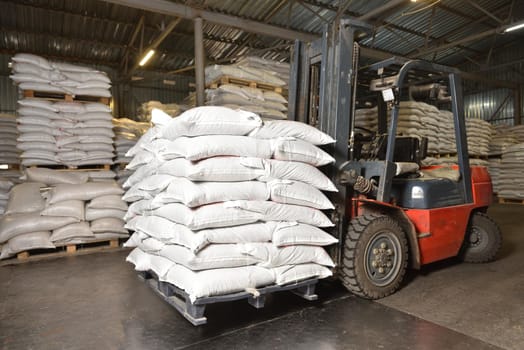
left=461, top=212, right=502, bottom=263
left=340, top=214, right=408, bottom=299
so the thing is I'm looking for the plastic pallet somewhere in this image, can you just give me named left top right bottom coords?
left=138, top=271, right=318, bottom=326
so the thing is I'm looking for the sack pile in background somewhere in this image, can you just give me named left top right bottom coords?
left=466, top=118, right=493, bottom=157
left=123, top=106, right=338, bottom=302
left=498, top=143, right=524, bottom=200
left=10, top=53, right=111, bottom=98
left=204, top=58, right=289, bottom=120
left=0, top=168, right=128, bottom=259
left=136, top=101, right=181, bottom=123
left=0, top=114, right=20, bottom=165
left=487, top=125, right=519, bottom=194
left=113, top=118, right=150, bottom=186
left=15, top=99, right=115, bottom=167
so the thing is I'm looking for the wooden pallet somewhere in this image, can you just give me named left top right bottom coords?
left=498, top=197, right=524, bottom=205
left=27, top=164, right=111, bottom=171
left=138, top=270, right=318, bottom=326
left=0, top=238, right=125, bottom=266
left=23, top=90, right=110, bottom=105
left=207, top=76, right=285, bottom=94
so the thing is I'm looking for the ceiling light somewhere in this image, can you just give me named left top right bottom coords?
left=410, top=0, right=417, bottom=2
left=138, top=49, right=155, bottom=66
left=505, top=21, right=524, bottom=33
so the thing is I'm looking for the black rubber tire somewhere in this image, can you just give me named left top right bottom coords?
left=340, top=214, right=408, bottom=300
left=462, top=212, right=502, bottom=263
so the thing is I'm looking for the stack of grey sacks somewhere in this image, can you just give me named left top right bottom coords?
left=0, top=168, right=128, bottom=259
left=10, top=53, right=111, bottom=98
left=15, top=98, right=114, bottom=167
left=488, top=125, right=519, bottom=194
left=0, top=177, right=15, bottom=215
left=205, top=59, right=288, bottom=120
left=123, top=106, right=338, bottom=302
left=0, top=114, right=20, bottom=165
left=113, top=118, right=150, bottom=186
left=235, top=56, right=291, bottom=86
left=498, top=143, right=524, bottom=200
left=466, top=118, right=493, bottom=157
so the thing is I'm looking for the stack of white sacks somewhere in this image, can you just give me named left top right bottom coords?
left=466, top=118, right=493, bottom=157
left=498, top=143, right=524, bottom=199
left=113, top=118, right=150, bottom=186
left=508, top=125, right=524, bottom=142
left=0, top=114, right=20, bottom=165
left=10, top=53, right=111, bottom=98
left=205, top=60, right=288, bottom=120
left=488, top=125, right=519, bottom=193
left=16, top=98, right=114, bottom=166
left=0, top=168, right=128, bottom=259
left=123, top=106, right=338, bottom=302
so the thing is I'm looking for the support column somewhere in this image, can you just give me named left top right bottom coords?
left=194, top=17, right=205, bottom=106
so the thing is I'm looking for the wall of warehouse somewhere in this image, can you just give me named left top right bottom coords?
left=462, top=45, right=524, bottom=125
left=0, top=54, right=193, bottom=119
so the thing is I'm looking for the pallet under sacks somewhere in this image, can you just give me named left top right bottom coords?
left=123, top=106, right=338, bottom=325
left=0, top=168, right=129, bottom=263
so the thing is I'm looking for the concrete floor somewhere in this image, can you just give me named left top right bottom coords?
left=0, top=202, right=520, bottom=350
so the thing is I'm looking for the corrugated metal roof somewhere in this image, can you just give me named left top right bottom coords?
left=0, top=0, right=521, bottom=75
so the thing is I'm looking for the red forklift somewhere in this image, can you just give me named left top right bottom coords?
left=288, top=18, right=502, bottom=299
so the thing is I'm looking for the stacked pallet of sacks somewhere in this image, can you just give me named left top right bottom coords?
left=0, top=114, right=20, bottom=165
left=10, top=53, right=111, bottom=98
left=113, top=118, right=150, bottom=186
left=15, top=99, right=114, bottom=167
left=488, top=125, right=519, bottom=194
left=508, top=125, right=524, bottom=143
left=466, top=118, right=493, bottom=157
left=136, top=101, right=181, bottom=122
left=123, top=106, right=338, bottom=302
left=0, top=168, right=127, bottom=259
left=236, top=56, right=291, bottom=86
left=205, top=61, right=288, bottom=120
left=498, top=143, right=524, bottom=200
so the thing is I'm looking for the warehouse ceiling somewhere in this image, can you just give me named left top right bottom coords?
left=0, top=0, right=523, bottom=80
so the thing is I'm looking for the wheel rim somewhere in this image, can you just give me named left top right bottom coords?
left=364, top=231, right=403, bottom=287
left=468, top=225, right=489, bottom=253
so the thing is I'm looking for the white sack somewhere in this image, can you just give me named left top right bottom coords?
left=272, top=223, right=338, bottom=247
left=0, top=214, right=78, bottom=243
left=240, top=243, right=335, bottom=268
left=154, top=106, right=262, bottom=140
left=85, top=207, right=126, bottom=221
left=41, top=200, right=85, bottom=221
left=87, top=195, right=128, bottom=211
left=0, top=231, right=55, bottom=259
left=45, top=182, right=123, bottom=204
left=273, top=263, right=333, bottom=285
left=22, top=168, right=89, bottom=185
left=250, top=120, right=335, bottom=145
left=5, top=183, right=45, bottom=215
left=50, top=222, right=94, bottom=242
left=90, top=218, right=127, bottom=234
left=150, top=202, right=262, bottom=231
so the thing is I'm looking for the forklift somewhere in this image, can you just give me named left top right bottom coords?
left=288, top=18, right=502, bottom=299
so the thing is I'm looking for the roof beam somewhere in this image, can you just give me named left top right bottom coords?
left=358, top=0, right=408, bottom=21
left=101, top=0, right=317, bottom=42
left=0, top=0, right=268, bottom=49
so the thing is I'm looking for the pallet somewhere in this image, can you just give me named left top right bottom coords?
left=23, top=90, right=110, bottom=105
left=138, top=271, right=318, bottom=326
left=207, top=76, right=285, bottom=94
left=27, top=164, right=111, bottom=171
left=498, top=197, right=524, bottom=205
left=0, top=238, right=124, bottom=266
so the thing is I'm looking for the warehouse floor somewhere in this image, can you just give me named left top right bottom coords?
left=0, top=203, right=520, bottom=350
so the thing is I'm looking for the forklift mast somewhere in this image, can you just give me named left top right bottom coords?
left=288, top=18, right=473, bottom=265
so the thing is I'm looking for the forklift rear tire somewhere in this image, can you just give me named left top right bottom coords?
left=340, top=214, right=408, bottom=299
left=461, top=212, right=502, bottom=263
